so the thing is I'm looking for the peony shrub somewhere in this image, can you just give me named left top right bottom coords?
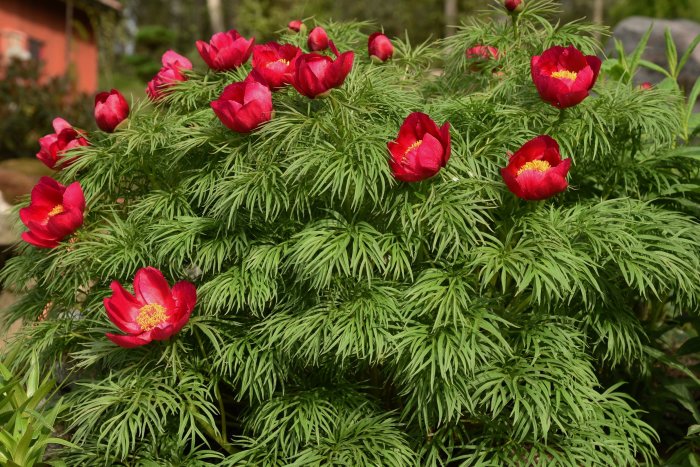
left=3, top=1, right=700, bottom=465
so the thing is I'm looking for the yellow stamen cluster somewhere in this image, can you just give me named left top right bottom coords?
left=402, top=140, right=423, bottom=161
left=48, top=205, right=64, bottom=217
left=550, top=70, right=578, bottom=81
left=517, top=160, right=551, bottom=176
left=135, top=303, right=168, bottom=332
left=400, top=139, right=424, bottom=165
left=269, top=58, right=290, bottom=67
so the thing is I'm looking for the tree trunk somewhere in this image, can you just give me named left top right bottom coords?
left=207, top=0, right=225, bottom=33
left=444, top=0, right=458, bottom=37
left=592, top=0, right=604, bottom=41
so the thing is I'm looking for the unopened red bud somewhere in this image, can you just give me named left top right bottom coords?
left=505, top=0, right=523, bottom=12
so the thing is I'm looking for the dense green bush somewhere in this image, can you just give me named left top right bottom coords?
left=0, top=60, right=92, bottom=160
left=3, top=0, right=700, bottom=464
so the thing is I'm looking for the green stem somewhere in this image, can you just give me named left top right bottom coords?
left=195, top=410, right=237, bottom=455
left=556, top=108, right=566, bottom=127
left=215, top=381, right=228, bottom=443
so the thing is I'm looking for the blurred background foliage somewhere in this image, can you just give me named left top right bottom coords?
left=0, top=60, right=93, bottom=160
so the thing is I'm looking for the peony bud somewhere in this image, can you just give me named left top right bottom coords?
left=94, top=89, right=129, bottom=133
left=307, top=26, right=329, bottom=51
left=505, top=0, right=523, bottom=12
left=288, top=20, right=304, bottom=32
left=368, top=33, right=394, bottom=62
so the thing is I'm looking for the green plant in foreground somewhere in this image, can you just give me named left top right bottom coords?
left=0, top=351, right=75, bottom=466
left=2, top=0, right=700, bottom=465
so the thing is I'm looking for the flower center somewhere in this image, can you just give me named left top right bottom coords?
left=550, top=70, right=578, bottom=81
left=517, top=160, right=551, bottom=176
left=48, top=204, right=64, bottom=217
left=135, top=303, right=168, bottom=332
left=269, top=58, right=290, bottom=67
left=402, top=140, right=423, bottom=163
left=42, top=204, right=64, bottom=225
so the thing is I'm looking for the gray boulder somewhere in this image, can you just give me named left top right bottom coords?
left=607, top=16, right=700, bottom=92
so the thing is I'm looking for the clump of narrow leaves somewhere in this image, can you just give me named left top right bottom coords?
left=2, top=0, right=700, bottom=465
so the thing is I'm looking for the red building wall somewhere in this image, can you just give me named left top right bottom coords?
left=0, top=0, right=99, bottom=94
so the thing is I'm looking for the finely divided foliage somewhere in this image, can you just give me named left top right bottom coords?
left=3, top=0, right=700, bottom=465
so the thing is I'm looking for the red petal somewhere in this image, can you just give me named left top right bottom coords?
left=45, top=209, right=83, bottom=239
left=104, top=301, right=141, bottom=334
left=211, top=100, right=238, bottom=130
left=243, top=81, right=272, bottom=105
left=397, top=112, right=424, bottom=144
left=439, top=122, right=451, bottom=164
left=150, top=325, right=176, bottom=341
left=387, top=141, right=405, bottom=162
left=62, top=182, right=85, bottom=211
left=32, top=177, right=64, bottom=204
left=169, top=310, right=192, bottom=335
left=507, top=136, right=549, bottom=169
left=105, top=280, right=142, bottom=322
left=326, top=51, right=354, bottom=88
left=501, top=167, right=523, bottom=199
left=134, top=267, right=174, bottom=308
left=219, top=82, right=246, bottom=102
left=414, top=132, right=444, bottom=175
left=172, top=281, right=197, bottom=316
left=106, top=332, right=152, bottom=348
left=162, top=50, right=192, bottom=69
left=196, top=41, right=214, bottom=68
left=514, top=169, right=548, bottom=200
left=586, top=55, right=602, bottom=83
left=552, top=157, right=572, bottom=178
left=52, top=117, right=72, bottom=133
left=21, top=231, right=58, bottom=248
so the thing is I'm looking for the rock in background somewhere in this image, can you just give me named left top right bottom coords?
left=608, top=16, right=700, bottom=93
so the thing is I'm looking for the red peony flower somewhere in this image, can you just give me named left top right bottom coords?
left=94, top=89, right=129, bottom=133
left=36, top=117, right=88, bottom=169
left=291, top=42, right=354, bottom=98
left=196, top=30, right=255, bottom=71
left=288, top=20, right=303, bottom=32
left=146, top=50, right=193, bottom=101
left=307, top=26, right=329, bottom=51
left=530, top=45, right=601, bottom=108
left=387, top=112, right=451, bottom=182
left=501, top=135, right=572, bottom=200
left=505, top=0, right=523, bottom=12
left=19, top=176, right=85, bottom=248
left=211, top=80, right=273, bottom=133
left=368, top=32, right=394, bottom=62
left=639, top=82, right=652, bottom=90
left=251, top=42, right=302, bottom=89
left=104, top=267, right=196, bottom=348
